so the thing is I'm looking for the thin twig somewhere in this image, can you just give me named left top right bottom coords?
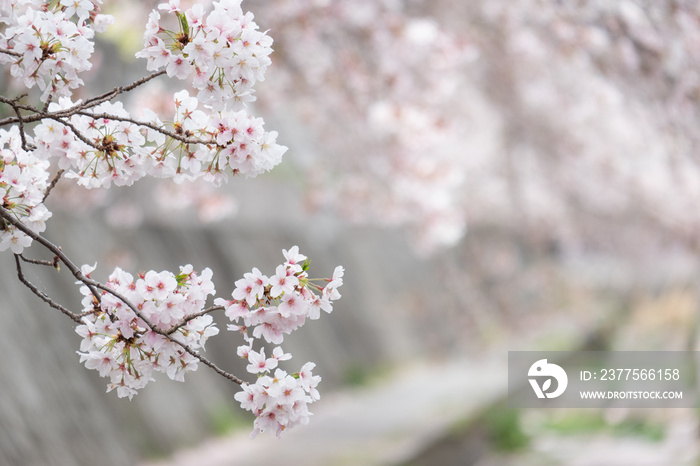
left=84, top=279, right=243, bottom=385
left=74, top=308, right=102, bottom=319
left=82, top=70, right=167, bottom=108
left=14, top=254, right=82, bottom=323
left=43, top=169, right=65, bottom=203
left=55, top=117, right=102, bottom=150
left=42, top=94, right=54, bottom=113
left=0, top=205, right=102, bottom=302
left=2, top=205, right=243, bottom=385
left=0, top=47, right=21, bottom=57
left=0, top=95, right=41, bottom=113
left=167, top=305, right=225, bottom=334
left=0, top=70, right=166, bottom=128
left=0, top=83, right=214, bottom=148
left=19, top=253, right=60, bottom=268
left=14, top=108, right=31, bottom=151
left=75, top=111, right=214, bottom=145
left=0, top=95, right=34, bottom=151
left=190, top=349, right=245, bottom=385
left=0, top=98, right=48, bottom=127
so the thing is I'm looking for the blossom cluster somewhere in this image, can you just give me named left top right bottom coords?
left=32, top=90, right=286, bottom=188
left=0, top=0, right=114, bottom=101
left=0, top=126, right=51, bottom=254
left=234, top=362, right=321, bottom=438
left=215, top=246, right=344, bottom=437
left=156, top=89, right=286, bottom=183
left=34, top=98, right=152, bottom=188
left=136, top=0, right=273, bottom=111
left=76, top=264, right=219, bottom=399
left=73, top=246, right=343, bottom=438
left=255, top=0, right=472, bottom=253
left=1, top=0, right=343, bottom=439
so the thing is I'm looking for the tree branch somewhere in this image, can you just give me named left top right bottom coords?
left=0, top=47, right=21, bottom=58
left=0, top=95, right=34, bottom=151
left=167, top=305, right=225, bottom=334
left=14, top=254, right=82, bottom=323
left=82, top=70, right=167, bottom=108
left=82, top=278, right=244, bottom=385
left=0, top=70, right=167, bottom=128
left=1, top=205, right=244, bottom=386
left=0, top=205, right=102, bottom=302
left=19, top=253, right=60, bottom=268
left=0, top=79, right=215, bottom=149
left=55, top=117, right=103, bottom=150
left=43, top=169, right=65, bottom=203
left=0, top=64, right=246, bottom=387
left=74, top=111, right=214, bottom=146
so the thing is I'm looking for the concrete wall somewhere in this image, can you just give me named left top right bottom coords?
left=0, top=179, right=448, bottom=465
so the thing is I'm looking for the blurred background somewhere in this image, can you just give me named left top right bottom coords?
left=2, top=0, right=700, bottom=464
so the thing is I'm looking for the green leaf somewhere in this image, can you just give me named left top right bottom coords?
left=175, top=272, right=189, bottom=286
left=177, top=12, right=189, bottom=37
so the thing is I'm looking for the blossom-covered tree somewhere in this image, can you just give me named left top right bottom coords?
left=0, top=0, right=343, bottom=438
left=243, top=0, right=700, bottom=260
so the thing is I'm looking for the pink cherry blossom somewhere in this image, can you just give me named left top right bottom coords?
left=76, top=264, right=219, bottom=397
left=246, top=347, right=278, bottom=374
left=269, top=264, right=299, bottom=298
left=0, top=126, right=51, bottom=254
left=1, top=1, right=344, bottom=439
left=219, top=247, right=342, bottom=437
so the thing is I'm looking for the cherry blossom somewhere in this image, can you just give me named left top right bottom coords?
left=136, top=0, right=274, bottom=112
left=246, top=347, right=278, bottom=374
left=0, top=0, right=343, bottom=440
left=0, top=0, right=110, bottom=101
left=211, top=247, right=342, bottom=436
left=75, top=264, right=219, bottom=399
left=232, top=267, right=268, bottom=306
left=0, top=126, right=51, bottom=254
left=30, top=88, right=287, bottom=189
left=70, top=244, right=342, bottom=438
left=33, top=98, right=153, bottom=188
left=234, top=366, right=319, bottom=438
left=217, top=248, right=342, bottom=344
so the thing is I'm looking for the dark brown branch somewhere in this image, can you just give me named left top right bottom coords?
left=19, top=253, right=60, bottom=269
left=84, top=279, right=243, bottom=385
left=74, top=308, right=102, bottom=319
left=55, top=117, right=102, bottom=150
left=14, top=254, right=82, bottom=323
left=0, top=68, right=246, bottom=387
left=82, top=70, right=167, bottom=108
left=0, top=47, right=21, bottom=58
left=190, top=349, right=245, bottom=385
left=0, top=95, right=41, bottom=113
left=0, top=71, right=167, bottom=128
left=0, top=95, right=34, bottom=151
left=74, top=111, right=214, bottom=146
left=0, top=205, right=102, bottom=302
left=42, top=94, right=54, bottom=113
left=2, top=205, right=243, bottom=386
left=0, top=82, right=215, bottom=149
left=0, top=99, right=50, bottom=127
left=42, top=169, right=65, bottom=203
left=167, top=305, right=225, bottom=334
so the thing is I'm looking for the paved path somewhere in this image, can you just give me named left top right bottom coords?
left=143, top=354, right=506, bottom=466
